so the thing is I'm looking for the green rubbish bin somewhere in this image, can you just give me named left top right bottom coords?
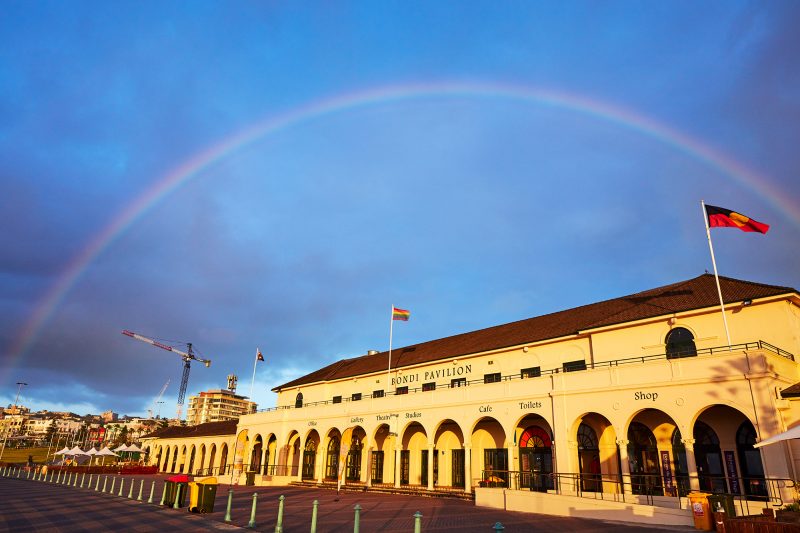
left=163, top=475, right=189, bottom=508
left=189, top=477, right=218, bottom=513
left=707, top=493, right=736, bottom=517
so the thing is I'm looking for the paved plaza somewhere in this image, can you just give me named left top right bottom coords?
left=0, top=473, right=694, bottom=532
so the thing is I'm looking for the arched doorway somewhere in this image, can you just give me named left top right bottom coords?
left=325, top=433, right=341, bottom=480
left=302, top=431, right=320, bottom=480
left=265, top=435, right=277, bottom=475
left=219, top=444, right=228, bottom=475
left=288, top=431, right=301, bottom=477
left=345, top=430, right=365, bottom=482
left=628, top=422, right=661, bottom=495
left=198, top=445, right=206, bottom=475
left=434, top=420, right=465, bottom=489
left=694, top=421, right=726, bottom=493
left=170, top=445, right=179, bottom=473
left=162, top=447, right=171, bottom=472
left=187, top=446, right=196, bottom=474
left=671, top=429, right=690, bottom=496
left=577, top=423, right=601, bottom=492
left=736, top=421, right=766, bottom=498
left=208, top=444, right=216, bottom=474
left=472, top=417, right=507, bottom=488
left=519, top=425, right=553, bottom=492
left=251, top=435, right=263, bottom=474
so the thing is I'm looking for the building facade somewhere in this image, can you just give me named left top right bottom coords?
left=142, top=275, right=800, bottom=524
left=185, top=389, right=257, bottom=426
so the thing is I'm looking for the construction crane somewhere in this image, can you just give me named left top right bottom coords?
left=122, top=330, right=211, bottom=420
left=147, top=379, right=170, bottom=419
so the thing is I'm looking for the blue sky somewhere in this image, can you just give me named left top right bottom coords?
left=1, top=1, right=798, bottom=417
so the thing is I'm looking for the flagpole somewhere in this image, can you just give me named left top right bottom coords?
left=387, top=305, right=394, bottom=393
left=701, top=200, right=732, bottom=349
left=249, top=348, right=259, bottom=399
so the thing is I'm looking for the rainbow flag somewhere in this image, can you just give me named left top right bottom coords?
left=392, top=307, right=411, bottom=321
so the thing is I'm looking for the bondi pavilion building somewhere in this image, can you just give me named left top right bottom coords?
left=141, top=274, right=800, bottom=526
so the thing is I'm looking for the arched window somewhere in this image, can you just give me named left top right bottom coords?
left=736, top=421, right=766, bottom=497
left=666, top=327, right=697, bottom=359
left=295, top=392, right=304, bottom=409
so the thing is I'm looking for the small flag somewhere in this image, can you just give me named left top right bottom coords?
left=256, top=349, right=264, bottom=362
left=705, top=204, right=769, bottom=234
left=392, top=307, right=411, bottom=321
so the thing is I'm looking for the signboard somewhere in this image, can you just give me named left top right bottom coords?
left=724, top=450, right=740, bottom=494
left=660, top=450, right=673, bottom=493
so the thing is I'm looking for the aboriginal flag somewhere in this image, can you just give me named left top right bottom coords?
left=256, top=349, right=264, bottom=362
left=705, top=204, right=769, bottom=234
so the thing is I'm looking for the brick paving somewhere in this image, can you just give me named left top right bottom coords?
left=0, top=471, right=695, bottom=532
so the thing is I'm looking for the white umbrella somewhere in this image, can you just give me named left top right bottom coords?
left=85, top=447, right=98, bottom=465
left=113, top=444, right=129, bottom=453
left=97, top=447, right=118, bottom=456
left=125, top=443, right=143, bottom=453
left=54, top=447, right=71, bottom=456
left=68, top=446, right=87, bottom=456
left=754, top=425, right=800, bottom=448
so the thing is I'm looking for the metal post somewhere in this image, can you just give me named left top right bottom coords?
left=128, top=478, right=135, bottom=499
left=119, top=478, right=125, bottom=496
left=248, top=492, right=258, bottom=529
left=87, top=474, right=93, bottom=488
left=173, top=484, right=182, bottom=509
left=274, top=494, right=284, bottom=532
left=73, top=472, right=78, bottom=486
left=95, top=474, right=101, bottom=491
left=26, top=468, right=31, bottom=480
left=102, top=476, right=108, bottom=493
left=110, top=477, right=116, bottom=494
left=160, top=482, right=168, bottom=505
left=310, top=500, right=319, bottom=533
left=493, top=523, right=505, bottom=532
left=148, top=480, right=155, bottom=504
left=224, top=489, right=234, bottom=523
left=353, top=504, right=362, bottom=533
left=414, top=511, right=422, bottom=533
left=137, top=479, right=144, bottom=501
left=80, top=472, right=86, bottom=488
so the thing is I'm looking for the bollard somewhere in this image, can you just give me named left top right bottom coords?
left=128, top=478, right=134, bottom=499
left=80, top=472, right=86, bottom=488
left=173, top=484, right=182, bottom=509
left=493, top=522, right=505, bottom=532
left=248, top=492, right=258, bottom=529
left=26, top=468, right=31, bottom=480
left=102, top=476, right=108, bottom=493
left=66, top=472, right=71, bottom=485
left=224, top=489, right=234, bottom=523
left=73, top=472, right=78, bottom=487
left=414, top=511, right=422, bottom=533
left=49, top=470, right=54, bottom=483
left=137, top=479, right=144, bottom=501
left=159, top=483, right=167, bottom=506
left=310, top=500, right=319, bottom=533
left=353, top=504, right=362, bottom=533
left=110, top=477, right=116, bottom=494
left=148, top=480, right=155, bottom=504
left=119, top=478, right=125, bottom=497
left=274, top=494, right=284, bottom=533
left=95, top=474, right=101, bottom=491
left=56, top=470, right=61, bottom=484
left=87, top=474, right=93, bottom=488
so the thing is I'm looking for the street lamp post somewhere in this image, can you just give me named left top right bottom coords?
left=0, top=382, right=28, bottom=462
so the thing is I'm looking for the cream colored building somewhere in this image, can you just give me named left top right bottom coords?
left=142, top=274, right=800, bottom=526
left=185, top=389, right=257, bottom=426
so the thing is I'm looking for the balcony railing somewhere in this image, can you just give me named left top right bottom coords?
left=255, top=340, right=795, bottom=413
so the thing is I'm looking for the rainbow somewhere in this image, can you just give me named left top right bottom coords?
left=5, top=81, right=797, bottom=382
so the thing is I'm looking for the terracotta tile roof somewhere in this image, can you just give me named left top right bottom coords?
left=142, top=419, right=237, bottom=439
left=274, top=274, right=797, bottom=391
left=782, top=383, right=800, bottom=398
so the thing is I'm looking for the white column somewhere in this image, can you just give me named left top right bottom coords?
left=394, top=448, right=402, bottom=487
left=682, top=438, right=701, bottom=491
left=617, top=439, right=632, bottom=495
left=464, top=445, right=472, bottom=493
left=427, top=444, right=435, bottom=490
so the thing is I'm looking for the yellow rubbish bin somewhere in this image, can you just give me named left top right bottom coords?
left=187, top=481, right=199, bottom=510
left=189, top=476, right=218, bottom=513
left=688, top=492, right=713, bottom=531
